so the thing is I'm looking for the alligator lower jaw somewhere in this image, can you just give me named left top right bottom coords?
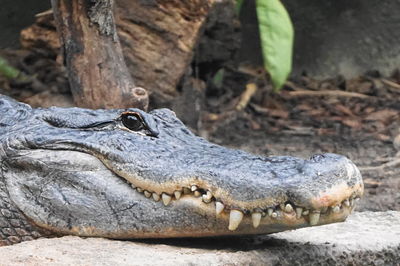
left=87, top=196, right=356, bottom=239
left=124, top=179, right=361, bottom=232
left=170, top=197, right=355, bottom=237
left=26, top=186, right=359, bottom=239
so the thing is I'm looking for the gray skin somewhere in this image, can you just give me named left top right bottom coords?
left=0, top=95, right=363, bottom=245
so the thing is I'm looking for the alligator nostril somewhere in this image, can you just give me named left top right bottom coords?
left=310, top=154, right=325, bottom=162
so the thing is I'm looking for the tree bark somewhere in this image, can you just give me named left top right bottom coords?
left=23, top=0, right=216, bottom=108
left=114, top=0, right=214, bottom=107
left=51, top=0, right=148, bottom=109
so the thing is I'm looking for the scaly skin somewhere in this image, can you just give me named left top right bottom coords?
left=0, top=95, right=363, bottom=245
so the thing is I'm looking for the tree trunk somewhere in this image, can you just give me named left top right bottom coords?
left=114, top=0, right=214, bottom=107
left=51, top=0, right=148, bottom=109
left=23, top=0, right=216, bottom=108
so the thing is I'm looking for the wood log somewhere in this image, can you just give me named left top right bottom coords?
left=116, top=0, right=214, bottom=106
left=50, top=0, right=148, bottom=109
left=24, top=0, right=215, bottom=108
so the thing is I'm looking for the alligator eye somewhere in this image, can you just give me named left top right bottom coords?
left=121, top=112, right=144, bottom=131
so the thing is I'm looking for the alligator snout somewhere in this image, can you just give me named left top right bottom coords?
left=109, top=148, right=363, bottom=231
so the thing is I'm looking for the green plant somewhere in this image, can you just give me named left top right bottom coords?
left=0, top=56, right=20, bottom=79
left=238, top=0, right=294, bottom=90
left=0, top=56, right=35, bottom=84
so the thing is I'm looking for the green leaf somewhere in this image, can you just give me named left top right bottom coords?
left=0, top=56, right=20, bottom=79
left=212, top=68, right=225, bottom=88
left=256, top=0, right=294, bottom=90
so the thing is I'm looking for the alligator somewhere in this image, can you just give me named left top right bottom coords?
left=0, top=95, right=363, bottom=246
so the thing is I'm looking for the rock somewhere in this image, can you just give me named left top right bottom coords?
left=0, top=211, right=398, bottom=265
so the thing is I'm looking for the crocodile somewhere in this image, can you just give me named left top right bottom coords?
left=0, top=95, right=363, bottom=245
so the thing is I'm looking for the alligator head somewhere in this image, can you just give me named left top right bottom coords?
left=0, top=95, right=363, bottom=238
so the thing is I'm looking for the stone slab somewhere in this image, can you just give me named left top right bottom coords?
left=0, top=211, right=398, bottom=265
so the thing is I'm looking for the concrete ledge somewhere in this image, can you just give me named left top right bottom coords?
left=0, top=211, right=398, bottom=265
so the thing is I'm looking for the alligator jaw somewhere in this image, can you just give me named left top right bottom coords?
left=120, top=177, right=362, bottom=233
left=162, top=196, right=357, bottom=236
left=105, top=153, right=363, bottom=232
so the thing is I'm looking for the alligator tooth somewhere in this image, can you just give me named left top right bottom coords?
left=152, top=193, right=160, bottom=202
left=267, top=208, right=273, bottom=217
left=344, top=199, right=350, bottom=207
left=194, top=191, right=201, bottom=197
left=228, top=210, right=244, bottom=231
left=295, top=207, right=303, bottom=219
left=162, top=193, right=172, bottom=206
left=251, top=212, right=262, bottom=228
left=215, top=202, right=224, bottom=215
left=309, top=211, right=320, bottom=226
left=350, top=199, right=355, bottom=207
left=332, top=205, right=340, bottom=213
left=202, top=194, right=212, bottom=203
left=191, top=185, right=198, bottom=192
left=174, top=191, right=182, bottom=200
left=271, top=212, right=278, bottom=218
left=302, top=210, right=309, bottom=216
left=144, top=191, right=151, bottom=198
left=284, top=204, right=293, bottom=213
left=183, top=187, right=191, bottom=194
left=131, top=184, right=136, bottom=189
left=202, top=191, right=213, bottom=203
left=204, top=191, right=213, bottom=200
left=136, top=188, right=143, bottom=193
